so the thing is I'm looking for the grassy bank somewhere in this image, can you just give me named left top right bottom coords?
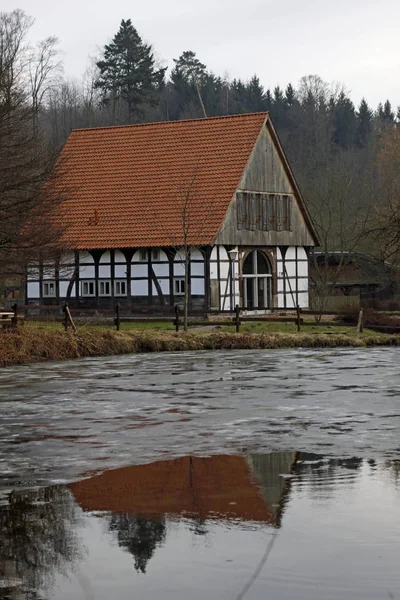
left=1, top=325, right=399, bottom=367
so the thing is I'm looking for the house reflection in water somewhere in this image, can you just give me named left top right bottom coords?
left=69, top=452, right=297, bottom=573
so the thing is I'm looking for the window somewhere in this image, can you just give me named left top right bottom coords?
left=43, top=281, right=56, bottom=297
left=174, top=279, right=185, bottom=295
left=237, top=192, right=292, bottom=232
left=81, top=280, right=95, bottom=296
left=152, top=249, right=160, bottom=261
left=282, top=195, right=292, bottom=230
left=139, top=249, right=147, bottom=262
left=99, top=280, right=111, bottom=296
left=267, top=195, right=275, bottom=228
left=114, top=280, right=127, bottom=296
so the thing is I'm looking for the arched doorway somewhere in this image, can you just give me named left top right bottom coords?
left=242, top=251, right=272, bottom=309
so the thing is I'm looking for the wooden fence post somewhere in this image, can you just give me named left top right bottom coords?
left=62, top=302, right=77, bottom=333
left=357, top=309, right=364, bottom=334
left=11, top=303, right=18, bottom=328
left=235, top=304, right=240, bottom=333
left=116, top=303, right=121, bottom=331
left=174, top=304, right=180, bottom=332
left=296, top=305, right=301, bottom=332
left=62, top=303, right=68, bottom=330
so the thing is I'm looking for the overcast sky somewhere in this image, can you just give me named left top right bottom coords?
left=3, top=0, right=400, bottom=110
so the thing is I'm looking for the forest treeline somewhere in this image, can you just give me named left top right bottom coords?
left=2, top=10, right=400, bottom=298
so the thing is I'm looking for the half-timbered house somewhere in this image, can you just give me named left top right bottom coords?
left=27, top=112, right=318, bottom=313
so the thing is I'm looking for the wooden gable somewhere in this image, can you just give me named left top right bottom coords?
left=214, top=116, right=318, bottom=247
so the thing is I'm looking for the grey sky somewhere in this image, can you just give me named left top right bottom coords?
left=3, top=0, right=400, bottom=109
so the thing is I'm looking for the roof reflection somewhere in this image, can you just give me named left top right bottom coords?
left=70, top=452, right=297, bottom=526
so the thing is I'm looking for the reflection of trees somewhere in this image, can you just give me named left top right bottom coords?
left=293, top=453, right=363, bottom=498
left=109, top=514, right=166, bottom=573
left=0, top=486, right=82, bottom=599
left=384, top=460, right=400, bottom=483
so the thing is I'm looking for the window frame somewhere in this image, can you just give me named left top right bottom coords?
left=174, top=278, right=185, bottom=296
left=42, top=281, right=56, bottom=298
left=99, top=280, right=111, bottom=297
left=139, top=249, right=147, bottom=262
left=81, top=280, right=96, bottom=297
left=114, top=279, right=127, bottom=296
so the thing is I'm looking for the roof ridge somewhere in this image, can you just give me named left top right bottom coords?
left=71, top=112, right=269, bottom=134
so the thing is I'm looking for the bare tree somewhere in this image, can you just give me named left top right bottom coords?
left=305, top=150, right=374, bottom=315
left=0, top=10, right=66, bottom=283
left=28, top=35, right=63, bottom=131
left=368, top=125, right=400, bottom=262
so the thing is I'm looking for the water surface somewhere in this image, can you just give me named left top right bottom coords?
left=1, top=348, right=400, bottom=599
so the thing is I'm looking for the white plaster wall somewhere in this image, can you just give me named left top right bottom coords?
left=79, top=252, right=95, bottom=278
left=173, top=262, right=185, bottom=277
left=99, top=251, right=111, bottom=263
left=152, top=263, right=169, bottom=278
left=27, top=282, right=40, bottom=297
left=59, top=265, right=75, bottom=279
left=99, top=265, right=111, bottom=278
left=27, top=267, right=40, bottom=281
left=298, top=291, right=309, bottom=308
left=115, top=250, right=126, bottom=262
left=79, top=251, right=93, bottom=264
left=80, top=265, right=95, bottom=278
left=298, top=278, right=309, bottom=292
left=286, top=247, right=296, bottom=260
left=210, top=247, right=219, bottom=280
left=285, top=294, right=296, bottom=309
left=298, top=261, right=308, bottom=278
left=115, top=264, right=127, bottom=278
left=297, top=247, right=308, bottom=261
left=152, top=280, right=169, bottom=295
left=131, top=280, right=148, bottom=296
left=59, top=282, right=75, bottom=297
left=132, top=250, right=146, bottom=262
left=191, top=279, right=205, bottom=295
left=60, top=251, right=75, bottom=264
left=42, top=264, right=56, bottom=279
left=132, top=264, right=148, bottom=278
left=284, top=262, right=296, bottom=278
left=191, top=261, right=204, bottom=276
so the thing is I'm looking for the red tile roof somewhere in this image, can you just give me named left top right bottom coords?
left=55, top=113, right=268, bottom=249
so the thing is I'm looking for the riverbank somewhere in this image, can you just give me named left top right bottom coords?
left=1, top=327, right=399, bottom=366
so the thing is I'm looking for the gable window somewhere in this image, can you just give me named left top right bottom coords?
left=114, top=280, right=127, bottom=296
left=43, top=281, right=56, bottom=297
left=99, top=280, right=111, bottom=296
left=152, top=249, right=160, bottom=261
left=174, top=279, right=185, bottom=295
left=139, top=249, right=147, bottom=262
left=237, top=192, right=292, bottom=232
left=81, top=280, right=95, bottom=296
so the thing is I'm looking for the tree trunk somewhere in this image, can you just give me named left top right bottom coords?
left=184, top=250, right=190, bottom=331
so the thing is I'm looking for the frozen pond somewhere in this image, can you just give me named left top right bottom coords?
left=0, top=348, right=399, bottom=598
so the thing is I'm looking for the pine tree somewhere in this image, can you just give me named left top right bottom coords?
left=170, top=51, right=209, bottom=118
left=95, top=19, right=166, bottom=123
left=245, top=75, right=265, bottom=112
left=356, top=98, right=373, bottom=147
left=331, top=91, right=356, bottom=148
left=378, top=100, right=395, bottom=123
left=171, top=51, right=207, bottom=85
left=284, top=83, right=296, bottom=107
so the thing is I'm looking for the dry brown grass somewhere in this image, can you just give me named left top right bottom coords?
left=0, top=327, right=399, bottom=367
